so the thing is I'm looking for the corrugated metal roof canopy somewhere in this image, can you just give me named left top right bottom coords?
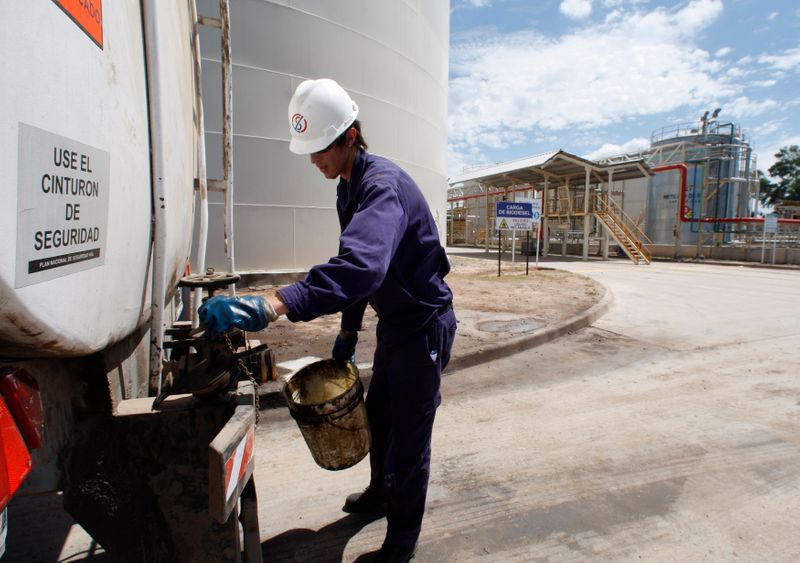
left=449, top=149, right=652, bottom=189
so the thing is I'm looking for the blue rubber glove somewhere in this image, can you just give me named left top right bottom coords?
left=332, top=330, right=358, bottom=365
left=198, top=295, right=276, bottom=336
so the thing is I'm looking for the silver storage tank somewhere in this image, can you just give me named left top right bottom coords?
left=197, top=0, right=450, bottom=273
left=646, top=122, right=755, bottom=245
left=646, top=171, right=683, bottom=245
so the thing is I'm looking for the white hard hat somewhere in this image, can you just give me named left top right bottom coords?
left=287, top=79, right=359, bottom=155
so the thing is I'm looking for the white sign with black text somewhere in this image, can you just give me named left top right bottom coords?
left=16, top=123, right=110, bottom=288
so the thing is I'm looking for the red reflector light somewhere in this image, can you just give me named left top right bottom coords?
left=0, top=368, right=43, bottom=450
left=0, top=396, right=33, bottom=510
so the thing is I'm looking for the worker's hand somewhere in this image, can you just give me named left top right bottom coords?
left=332, top=330, right=358, bottom=365
left=198, top=295, right=278, bottom=336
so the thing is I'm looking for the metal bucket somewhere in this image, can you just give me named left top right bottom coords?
left=282, top=359, right=371, bottom=471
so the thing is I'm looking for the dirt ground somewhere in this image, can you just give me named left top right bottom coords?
left=244, top=253, right=605, bottom=378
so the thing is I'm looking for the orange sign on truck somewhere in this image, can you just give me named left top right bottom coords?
left=52, top=0, right=103, bottom=49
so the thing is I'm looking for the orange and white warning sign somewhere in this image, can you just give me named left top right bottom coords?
left=224, top=427, right=255, bottom=502
left=52, top=0, right=103, bottom=49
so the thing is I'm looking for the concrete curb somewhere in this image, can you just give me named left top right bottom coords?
left=445, top=284, right=614, bottom=374
left=258, top=283, right=614, bottom=410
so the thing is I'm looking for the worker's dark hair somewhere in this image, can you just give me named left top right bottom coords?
left=332, top=119, right=368, bottom=151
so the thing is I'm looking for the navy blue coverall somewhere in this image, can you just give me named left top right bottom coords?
left=277, top=150, right=457, bottom=548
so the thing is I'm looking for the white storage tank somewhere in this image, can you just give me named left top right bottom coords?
left=0, top=2, right=198, bottom=356
left=197, top=0, right=450, bottom=274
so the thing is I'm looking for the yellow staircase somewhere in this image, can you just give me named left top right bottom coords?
left=594, top=194, right=652, bottom=265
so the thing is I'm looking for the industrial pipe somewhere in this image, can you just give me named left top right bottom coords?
left=652, top=164, right=800, bottom=224
left=142, top=0, right=169, bottom=394
left=190, top=0, right=208, bottom=327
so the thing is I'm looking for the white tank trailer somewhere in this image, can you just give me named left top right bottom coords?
left=1, top=0, right=196, bottom=448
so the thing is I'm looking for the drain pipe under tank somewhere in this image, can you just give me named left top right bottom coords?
left=190, top=0, right=209, bottom=327
left=142, top=0, right=168, bottom=394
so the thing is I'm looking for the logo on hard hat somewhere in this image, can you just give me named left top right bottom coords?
left=291, top=113, right=308, bottom=134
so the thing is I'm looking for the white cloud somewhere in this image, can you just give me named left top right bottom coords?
left=675, top=0, right=724, bottom=34
left=767, top=12, right=779, bottom=21
left=726, top=67, right=747, bottom=77
left=448, top=143, right=490, bottom=178
left=585, top=137, right=651, bottom=160
left=725, top=96, right=779, bottom=118
left=449, top=0, right=730, bottom=157
left=715, top=47, right=732, bottom=57
left=758, top=47, right=800, bottom=71
left=750, top=79, right=777, bottom=88
left=751, top=119, right=784, bottom=138
left=463, top=0, right=492, bottom=7
left=560, top=0, right=593, bottom=19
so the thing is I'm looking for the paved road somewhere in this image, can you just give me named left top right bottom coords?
left=255, top=259, right=800, bottom=562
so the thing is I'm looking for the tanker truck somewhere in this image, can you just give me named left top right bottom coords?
left=1, top=2, right=265, bottom=560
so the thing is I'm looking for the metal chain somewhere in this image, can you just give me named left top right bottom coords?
left=223, top=333, right=260, bottom=422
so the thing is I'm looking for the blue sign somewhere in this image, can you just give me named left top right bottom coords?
left=496, top=201, right=533, bottom=230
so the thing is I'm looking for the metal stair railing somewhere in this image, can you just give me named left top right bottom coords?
left=595, top=193, right=653, bottom=264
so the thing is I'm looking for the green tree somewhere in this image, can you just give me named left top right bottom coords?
left=760, top=145, right=800, bottom=204
left=756, top=170, right=774, bottom=207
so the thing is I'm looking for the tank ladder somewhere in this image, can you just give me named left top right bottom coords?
left=195, top=0, right=236, bottom=284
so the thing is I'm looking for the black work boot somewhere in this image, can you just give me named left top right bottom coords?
left=342, top=487, right=388, bottom=514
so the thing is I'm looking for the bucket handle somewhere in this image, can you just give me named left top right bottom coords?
left=289, top=392, right=365, bottom=432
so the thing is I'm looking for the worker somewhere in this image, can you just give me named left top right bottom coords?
left=199, top=78, right=457, bottom=562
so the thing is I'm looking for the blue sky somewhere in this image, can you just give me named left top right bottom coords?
left=448, top=0, right=800, bottom=178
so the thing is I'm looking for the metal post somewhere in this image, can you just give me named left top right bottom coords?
left=583, top=166, right=591, bottom=260
left=697, top=161, right=707, bottom=259
left=240, top=478, right=263, bottom=563
left=511, top=188, right=516, bottom=264
left=511, top=229, right=516, bottom=264
left=535, top=220, right=541, bottom=270
left=526, top=230, right=529, bottom=275
left=603, top=170, right=612, bottom=260
left=542, top=179, right=549, bottom=256
left=772, top=231, right=777, bottom=265
left=674, top=167, right=682, bottom=259
left=449, top=202, right=454, bottom=245
left=485, top=184, right=490, bottom=253
left=497, top=229, right=501, bottom=277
